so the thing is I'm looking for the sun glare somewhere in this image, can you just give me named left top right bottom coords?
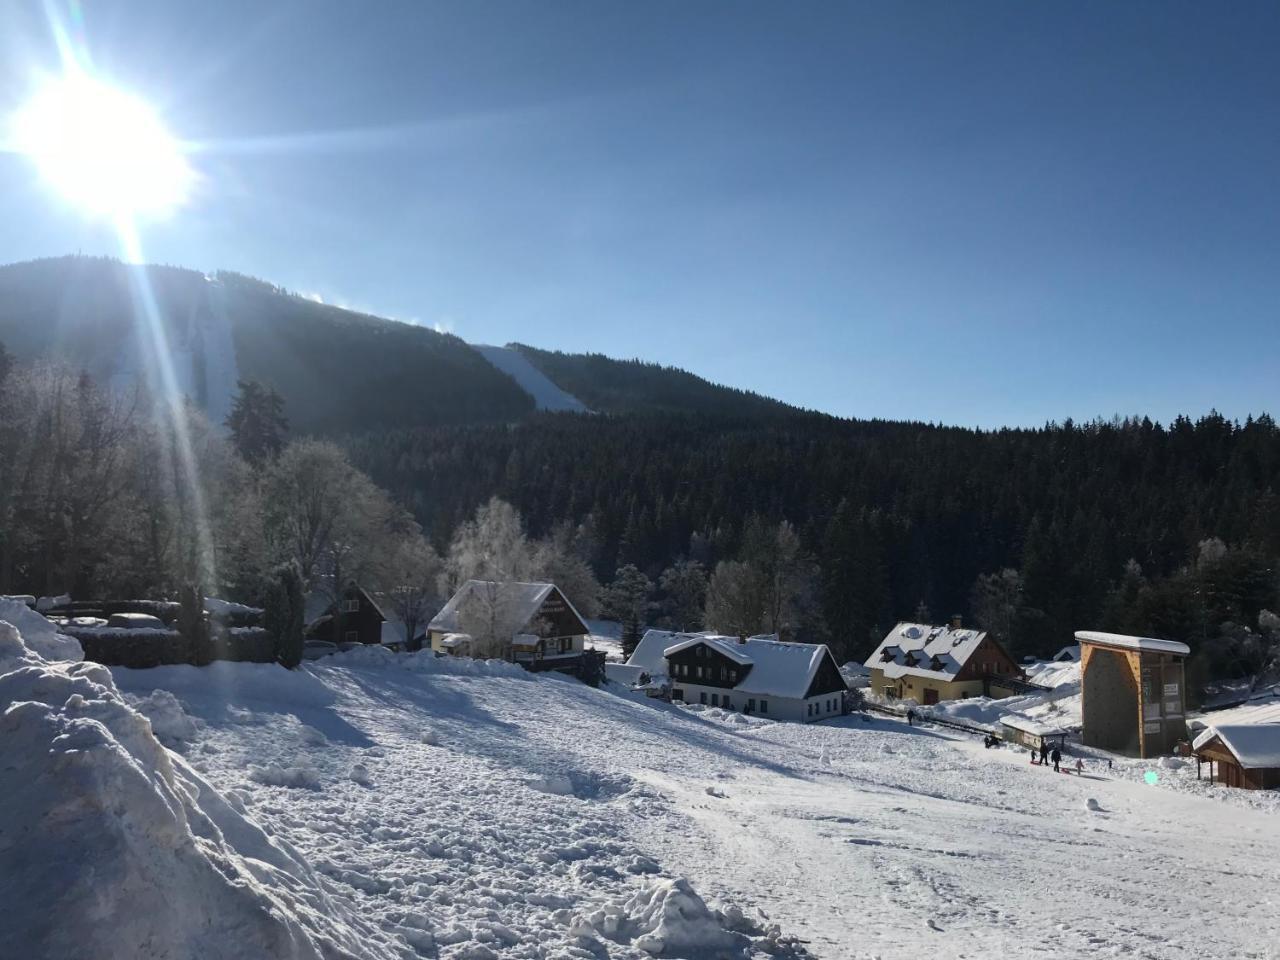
left=11, top=74, right=192, bottom=219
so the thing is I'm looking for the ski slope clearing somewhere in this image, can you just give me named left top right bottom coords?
left=107, top=647, right=1280, bottom=960
left=475, top=345, right=590, bottom=413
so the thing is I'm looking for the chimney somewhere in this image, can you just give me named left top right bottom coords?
left=949, top=614, right=963, bottom=630
left=738, top=634, right=747, bottom=645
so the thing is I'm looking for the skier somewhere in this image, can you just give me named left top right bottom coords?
left=1051, top=745, right=1062, bottom=773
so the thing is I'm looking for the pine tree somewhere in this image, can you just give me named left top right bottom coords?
left=225, top=379, right=288, bottom=467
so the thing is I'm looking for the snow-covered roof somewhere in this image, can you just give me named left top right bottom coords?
left=1192, top=724, right=1280, bottom=769
left=1189, top=695, right=1280, bottom=735
left=1053, top=645, right=1081, bottom=662
left=663, top=634, right=838, bottom=700
left=1074, top=631, right=1190, bottom=657
left=1000, top=714, right=1068, bottom=737
left=438, top=632, right=473, bottom=649
left=626, top=629, right=694, bottom=676
left=429, top=581, right=586, bottom=636
left=864, top=622, right=989, bottom=681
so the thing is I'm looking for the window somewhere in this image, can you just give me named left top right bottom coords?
left=672, top=688, right=684, bottom=702
left=696, top=646, right=705, bottom=658
left=345, top=598, right=360, bottom=613
left=760, top=700, right=768, bottom=714
left=558, top=637, right=571, bottom=654
left=344, top=630, right=358, bottom=642
left=700, top=692, right=707, bottom=705
left=711, top=693, right=719, bottom=706
left=807, top=703, right=812, bottom=716
left=723, top=698, right=732, bottom=710
left=748, top=698, right=756, bottom=712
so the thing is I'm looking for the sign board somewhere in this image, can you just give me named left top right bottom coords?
left=1144, top=721, right=1162, bottom=734
left=1163, top=683, right=1179, bottom=696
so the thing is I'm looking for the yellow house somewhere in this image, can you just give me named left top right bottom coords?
left=864, top=620, right=1022, bottom=705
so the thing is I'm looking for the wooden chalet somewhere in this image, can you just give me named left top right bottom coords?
left=665, top=633, right=848, bottom=722
left=428, top=580, right=593, bottom=677
left=306, top=585, right=387, bottom=646
left=864, top=619, right=1022, bottom=705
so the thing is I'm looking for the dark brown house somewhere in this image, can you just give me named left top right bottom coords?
left=306, top=585, right=387, bottom=646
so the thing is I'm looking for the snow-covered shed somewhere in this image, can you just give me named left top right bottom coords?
left=1191, top=724, right=1280, bottom=790
left=428, top=581, right=590, bottom=675
left=1077, top=630, right=1190, bottom=759
left=665, top=634, right=847, bottom=723
left=999, top=714, right=1069, bottom=752
left=863, top=621, right=1021, bottom=705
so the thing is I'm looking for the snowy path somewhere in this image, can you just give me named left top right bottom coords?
left=114, top=652, right=1280, bottom=960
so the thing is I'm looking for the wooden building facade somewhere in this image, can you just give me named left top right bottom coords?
left=1077, top=631, right=1189, bottom=759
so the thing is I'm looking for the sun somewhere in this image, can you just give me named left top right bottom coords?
left=10, top=73, right=192, bottom=219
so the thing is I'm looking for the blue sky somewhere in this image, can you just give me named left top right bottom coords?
left=1, top=1, right=1277, bottom=427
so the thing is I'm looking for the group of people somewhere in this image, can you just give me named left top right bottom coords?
left=1030, top=741, right=1085, bottom=775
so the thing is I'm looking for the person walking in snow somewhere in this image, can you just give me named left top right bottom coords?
left=1075, top=758, right=1084, bottom=776
left=1051, top=746, right=1062, bottom=772
left=906, top=708, right=916, bottom=727
left=1039, top=742, right=1049, bottom=766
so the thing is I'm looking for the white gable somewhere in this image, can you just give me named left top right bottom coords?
left=864, top=622, right=989, bottom=681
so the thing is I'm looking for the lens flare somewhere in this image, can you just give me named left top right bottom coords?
left=10, top=73, right=192, bottom=218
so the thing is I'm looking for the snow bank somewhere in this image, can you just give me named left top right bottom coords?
left=622, top=877, right=746, bottom=955
left=324, top=644, right=531, bottom=679
left=0, top=619, right=391, bottom=959
left=130, top=689, right=199, bottom=746
left=0, top=598, right=83, bottom=663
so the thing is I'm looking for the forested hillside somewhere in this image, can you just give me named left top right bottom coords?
left=0, top=256, right=533, bottom=435
left=513, top=344, right=800, bottom=417
left=347, top=411, right=1280, bottom=666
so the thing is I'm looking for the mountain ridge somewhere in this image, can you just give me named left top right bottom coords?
left=0, top=255, right=808, bottom=431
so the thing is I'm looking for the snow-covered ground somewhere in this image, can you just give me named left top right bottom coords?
left=107, top=649, right=1278, bottom=959
left=474, top=345, right=589, bottom=413
left=7, top=603, right=1280, bottom=960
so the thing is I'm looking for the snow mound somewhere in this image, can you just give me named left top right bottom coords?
left=529, top=775, right=576, bottom=796
left=417, top=727, right=440, bottom=745
left=130, top=689, right=199, bottom=746
left=349, top=763, right=373, bottom=786
left=0, top=619, right=387, bottom=959
left=0, top=598, right=83, bottom=663
left=1086, top=797, right=1102, bottom=812
left=621, top=877, right=747, bottom=955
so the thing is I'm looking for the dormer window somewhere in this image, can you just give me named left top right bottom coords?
left=930, top=656, right=944, bottom=671
left=904, top=652, right=919, bottom=667
left=881, top=649, right=894, bottom=662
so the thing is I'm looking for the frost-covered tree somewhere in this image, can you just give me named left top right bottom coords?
left=263, top=439, right=410, bottom=642
left=384, top=535, right=444, bottom=651
left=533, top=522, right=601, bottom=618
left=704, top=559, right=766, bottom=638
left=659, top=559, right=707, bottom=632
left=444, top=497, right=537, bottom=593
left=602, top=564, right=655, bottom=658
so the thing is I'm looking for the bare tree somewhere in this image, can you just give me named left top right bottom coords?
left=384, top=535, right=444, bottom=650
left=704, top=559, right=767, bottom=637
left=659, top=559, right=707, bottom=632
